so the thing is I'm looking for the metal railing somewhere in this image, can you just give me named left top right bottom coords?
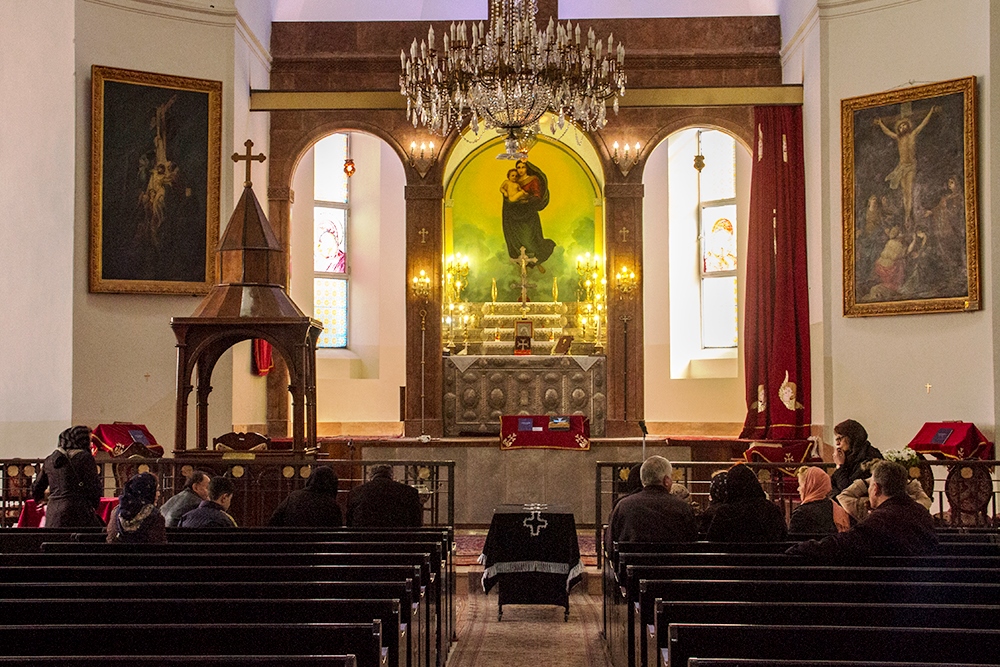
left=595, top=459, right=1000, bottom=567
left=1, top=457, right=455, bottom=528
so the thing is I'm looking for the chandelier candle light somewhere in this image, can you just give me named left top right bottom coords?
left=400, top=0, right=627, bottom=159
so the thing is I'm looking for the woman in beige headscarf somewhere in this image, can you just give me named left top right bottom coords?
left=790, top=466, right=851, bottom=535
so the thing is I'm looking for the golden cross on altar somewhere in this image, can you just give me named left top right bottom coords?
left=232, top=139, right=266, bottom=187
left=619, top=226, right=629, bottom=242
left=509, top=246, right=537, bottom=306
left=418, top=227, right=429, bottom=244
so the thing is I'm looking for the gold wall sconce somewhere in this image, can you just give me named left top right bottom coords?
left=411, top=269, right=432, bottom=300
left=408, top=141, right=437, bottom=179
left=615, top=264, right=638, bottom=296
left=612, top=141, right=641, bottom=177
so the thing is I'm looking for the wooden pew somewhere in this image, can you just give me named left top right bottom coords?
left=688, top=661, right=984, bottom=667
left=19, top=553, right=436, bottom=667
left=0, top=659, right=357, bottom=666
left=667, top=625, right=1000, bottom=667
left=623, top=564, right=1000, bottom=667
left=0, top=622, right=387, bottom=667
left=654, top=601, right=1000, bottom=667
left=0, top=598, right=405, bottom=667
left=41, top=540, right=445, bottom=667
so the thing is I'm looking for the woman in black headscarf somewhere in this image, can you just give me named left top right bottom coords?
left=268, top=465, right=343, bottom=527
left=697, top=470, right=729, bottom=535
left=31, top=425, right=103, bottom=528
left=107, top=472, right=166, bottom=543
left=829, top=418, right=883, bottom=497
left=707, top=463, right=788, bottom=542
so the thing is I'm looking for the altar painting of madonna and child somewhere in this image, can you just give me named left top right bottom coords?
left=446, top=139, right=603, bottom=305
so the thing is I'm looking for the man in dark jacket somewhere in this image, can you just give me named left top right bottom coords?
left=177, top=476, right=237, bottom=528
left=787, top=460, right=938, bottom=559
left=346, top=465, right=422, bottom=527
left=268, top=465, right=343, bottom=527
left=607, top=456, right=698, bottom=545
left=159, top=470, right=211, bottom=527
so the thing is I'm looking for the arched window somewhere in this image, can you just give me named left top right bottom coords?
left=312, top=133, right=350, bottom=348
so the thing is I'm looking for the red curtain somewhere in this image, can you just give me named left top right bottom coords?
left=740, top=106, right=811, bottom=440
left=252, top=339, right=273, bottom=376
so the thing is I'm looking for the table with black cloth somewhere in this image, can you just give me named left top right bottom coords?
left=478, top=504, right=584, bottom=621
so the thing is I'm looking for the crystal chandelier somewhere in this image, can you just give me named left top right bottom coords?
left=399, top=0, right=626, bottom=159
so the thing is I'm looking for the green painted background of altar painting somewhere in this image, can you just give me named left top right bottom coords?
left=446, top=138, right=602, bottom=304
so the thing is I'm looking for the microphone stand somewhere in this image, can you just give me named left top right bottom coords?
left=639, top=420, right=648, bottom=461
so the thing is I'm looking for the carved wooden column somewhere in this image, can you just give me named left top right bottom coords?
left=405, top=183, right=444, bottom=437
left=605, top=181, right=645, bottom=437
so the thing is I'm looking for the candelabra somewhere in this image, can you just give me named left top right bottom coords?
left=576, top=253, right=602, bottom=303
left=615, top=265, right=638, bottom=296
left=612, top=141, right=641, bottom=177
left=445, top=253, right=470, bottom=305
left=410, top=269, right=432, bottom=300
left=408, top=140, right=437, bottom=179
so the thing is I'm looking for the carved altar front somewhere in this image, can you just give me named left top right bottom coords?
left=443, top=355, right=606, bottom=437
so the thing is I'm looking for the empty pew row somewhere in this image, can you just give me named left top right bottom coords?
left=35, top=543, right=443, bottom=667
left=0, top=623, right=386, bottom=667
left=0, top=659, right=358, bottom=667
left=0, top=598, right=404, bottom=667
left=655, top=601, right=1000, bottom=667
left=669, top=625, right=1000, bottom=667
left=0, top=565, right=422, bottom=667
left=26, top=545, right=430, bottom=665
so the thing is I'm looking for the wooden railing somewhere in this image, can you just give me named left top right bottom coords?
left=594, top=458, right=1000, bottom=567
left=0, top=457, right=455, bottom=528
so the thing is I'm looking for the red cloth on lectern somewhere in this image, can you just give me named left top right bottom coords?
left=907, top=422, right=994, bottom=460
left=500, top=416, right=590, bottom=450
left=740, top=106, right=811, bottom=440
left=91, top=423, right=163, bottom=458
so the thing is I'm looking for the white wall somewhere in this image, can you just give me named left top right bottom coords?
left=71, top=0, right=240, bottom=454
left=815, top=0, right=994, bottom=449
left=0, top=1, right=77, bottom=455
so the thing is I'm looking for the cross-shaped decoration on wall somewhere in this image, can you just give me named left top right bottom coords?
left=523, top=510, right=549, bottom=537
left=232, top=139, right=266, bottom=187
left=619, top=226, right=629, bottom=243
left=418, top=227, right=429, bottom=244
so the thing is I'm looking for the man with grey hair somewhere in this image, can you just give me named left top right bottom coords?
left=607, top=455, right=698, bottom=546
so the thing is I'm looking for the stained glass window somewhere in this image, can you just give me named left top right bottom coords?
left=314, top=277, right=348, bottom=348
left=314, top=133, right=350, bottom=349
left=701, top=204, right=737, bottom=273
left=315, top=207, right=347, bottom=273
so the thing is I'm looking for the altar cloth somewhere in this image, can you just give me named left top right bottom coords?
left=500, top=415, right=590, bottom=450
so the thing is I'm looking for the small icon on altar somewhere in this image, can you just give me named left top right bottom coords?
left=549, top=416, right=570, bottom=431
left=518, top=417, right=535, bottom=432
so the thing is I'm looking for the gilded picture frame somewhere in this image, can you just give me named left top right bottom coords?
left=842, top=76, right=979, bottom=317
left=90, top=65, right=221, bottom=294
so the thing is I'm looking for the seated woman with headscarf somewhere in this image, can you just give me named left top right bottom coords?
left=107, top=472, right=166, bottom=543
left=707, top=463, right=788, bottom=542
left=830, top=418, right=883, bottom=497
left=789, top=466, right=851, bottom=535
left=697, top=470, right=728, bottom=535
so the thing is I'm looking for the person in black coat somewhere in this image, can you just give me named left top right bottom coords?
left=31, top=425, right=104, bottom=528
left=607, top=456, right=698, bottom=545
left=707, top=463, right=788, bottom=542
left=830, top=418, right=883, bottom=497
left=268, top=465, right=343, bottom=527
left=159, top=470, right=211, bottom=528
left=788, top=460, right=938, bottom=559
left=346, top=465, right=422, bottom=527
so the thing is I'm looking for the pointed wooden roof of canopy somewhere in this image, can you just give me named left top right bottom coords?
left=189, top=140, right=305, bottom=319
